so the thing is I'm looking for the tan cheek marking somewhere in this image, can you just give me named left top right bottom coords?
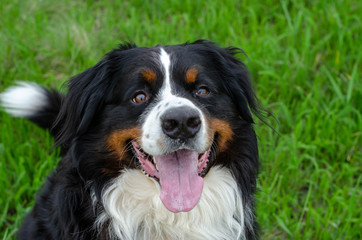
left=106, top=127, right=142, bottom=158
left=210, top=119, right=234, bottom=152
left=185, top=68, right=198, bottom=84
left=141, top=69, right=156, bottom=83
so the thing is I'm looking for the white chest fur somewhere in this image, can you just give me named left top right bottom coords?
left=96, top=167, right=249, bottom=240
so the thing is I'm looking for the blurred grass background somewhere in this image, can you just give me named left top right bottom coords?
left=0, top=0, right=361, bottom=239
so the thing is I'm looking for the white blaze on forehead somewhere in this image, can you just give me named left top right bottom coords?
left=140, top=47, right=210, bottom=156
left=158, top=48, right=195, bottom=108
left=159, top=48, right=172, bottom=97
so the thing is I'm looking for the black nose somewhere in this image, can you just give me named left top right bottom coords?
left=161, top=106, right=201, bottom=140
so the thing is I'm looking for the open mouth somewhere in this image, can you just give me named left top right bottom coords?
left=131, top=141, right=211, bottom=213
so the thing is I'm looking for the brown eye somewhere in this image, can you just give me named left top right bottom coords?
left=195, top=87, right=209, bottom=97
left=132, top=92, right=148, bottom=103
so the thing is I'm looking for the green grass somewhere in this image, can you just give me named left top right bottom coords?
left=0, top=0, right=361, bottom=239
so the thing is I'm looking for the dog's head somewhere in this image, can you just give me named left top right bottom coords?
left=55, top=40, right=259, bottom=213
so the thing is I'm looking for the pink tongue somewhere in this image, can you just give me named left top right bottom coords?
left=155, top=149, right=204, bottom=213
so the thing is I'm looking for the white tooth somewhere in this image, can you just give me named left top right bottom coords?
left=153, top=157, right=159, bottom=171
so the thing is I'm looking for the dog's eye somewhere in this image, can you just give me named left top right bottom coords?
left=195, top=87, right=209, bottom=97
left=132, top=92, right=148, bottom=103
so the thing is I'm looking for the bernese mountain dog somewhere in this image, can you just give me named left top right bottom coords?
left=0, top=40, right=262, bottom=240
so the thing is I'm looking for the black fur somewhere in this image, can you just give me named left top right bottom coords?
left=7, top=40, right=262, bottom=239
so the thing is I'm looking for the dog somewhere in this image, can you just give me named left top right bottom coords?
left=0, top=40, right=261, bottom=240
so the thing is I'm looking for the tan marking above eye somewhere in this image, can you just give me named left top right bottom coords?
left=185, top=68, right=198, bottom=84
left=141, top=69, right=156, bottom=83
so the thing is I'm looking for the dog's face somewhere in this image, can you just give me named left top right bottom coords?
left=56, top=41, right=258, bottom=213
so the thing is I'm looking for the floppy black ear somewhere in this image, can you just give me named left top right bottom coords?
left=53, top=59, right=111, bottom=148
left=216, top=45, right=260, bottom=123
left=192, top=40, right=261, bottom=123
left=53, top=43, right=138, bottom=149
left=54, top=57, right=126, bottom=151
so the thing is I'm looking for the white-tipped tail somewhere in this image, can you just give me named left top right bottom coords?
left=0, top=81, right=48, bottom=118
